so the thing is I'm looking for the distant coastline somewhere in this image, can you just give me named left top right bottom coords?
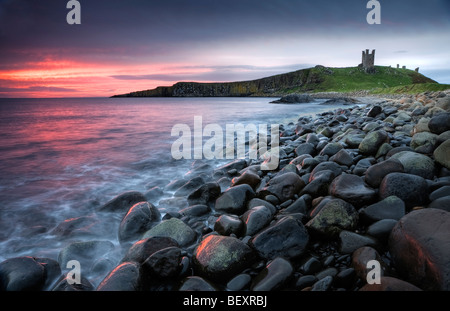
left=111, top=65, right=448, bottom=98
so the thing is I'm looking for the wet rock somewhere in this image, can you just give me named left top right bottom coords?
left=118, top=201, right=161, bottom=244
left=98, top=191, right=147, bottom=215
left=329, top=173, right=377, bottom=207
left=428, top=196, right=450, bottom=212
left=52, top=274, right=94, bottom=291
left=214, top=214, right=245, bottom=236
left=96, top=262, right=143, bottom=291
left=390, top=151, right=435, bottom=179
left=389, top=208, right=450, bottom=290
left=367, top=105, right=383, bottom=118
left=309, top=161, right=343, bottom=181
left=142, top=246, right=182, bottom=279
left=174, top=177, right=204, bottom=197
left=193, top=235, right=256, bottom=281
left=247, top=198, right=277, bottom=215
left=410, top=132, right=438, bottom=153
left=359, top=195, right=405, bottom=223
left=358, top=130, right=389, bottom=156
left=359, top=276, right=422, bottom=291
left=227, top=273, right=252, bottom=291
left=299, top=256, right=322, bottom=275
left=142, top=218, right=196, bottom=247
left=428, top=112, right=450, bottom=134
left=58, top=240, right=115, bottom=273
left=366, top=219, right=398, bottom=241
left=353, top=157, right=376, bottom=176
left=281, top=195, right=309, bottom=215
left=231, top=171, right=261, bottom=190
left=311, top=275, right=333, bottom=291
left=144, top=186, right=164, bottom=203
left=241, top=205, right=274, bottom=236
left=339, top=231, right=378, bottom=254
left=295, top=143, right=316, bottom=157
left=121, top=237, right=179, bottom=264
left=429, top=185, right=450, bottom=201
left=296, top=275, right=318, bottom=289
left=306, top=198, right=358, bottom=238
left=50, top=215, right=99, bottom=238
left=329, top=149, right=353, bottom=167
left=258, top=172, right=305, bottom=203
left=250, top=216, right=309, bottom=260
left=179, top=276, right=217, bottom=291
left=379, top=173, right=429, bottom=209
left=434, top=139, right=450, bottom=169
left=0, top=256, right=46, bottom=291
left=319, top=142, right=343, bottom=157
left=251, top=257, right=293, bottom=291
left=352, top=246, right=388, bottom=281
left=215, top=184, right=255, bottom=214
left=301, top=170, right=336, bottom=197
left=179, top=204, right=210, bottom=217
left=187, top=182, right=221, bottom=206
left=364, top=158, right=404, bottom=188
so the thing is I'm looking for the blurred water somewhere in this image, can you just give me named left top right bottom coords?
left=0, top=96, right=348, bottom=271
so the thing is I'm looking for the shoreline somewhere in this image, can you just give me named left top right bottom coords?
left=1, top=90, right=450, bottom=291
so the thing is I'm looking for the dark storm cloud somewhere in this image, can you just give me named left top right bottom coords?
left=1, top=0, right=448, bottom=52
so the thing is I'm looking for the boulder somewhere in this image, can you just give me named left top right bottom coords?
left=364, top=158, right=404, bottom=188
left=359, top=195, right=405, bottom=223
left=251, top=257, right=293, bottom=291
left=390, top=151, right=435, bottom=179
left=0, top=256, right=46, bottom=291
left=98, top=191, right=147, bottom=215
left=306, top=198, right=358, bottom=238
left=428, top=112, right=450, bottom=134
left=257, top=172, right=305, bottom=203
left=434, top=139, right=450, bottom=169
left=215, top=184, right=255, bottom=214
left=359, top=277, right=422, bottom=291
left=142, top=218, right=196, bottom=247
left=250, top=216, right=309, bottom=260
left=358, top=130, right=389, bottom=155
left=379, top=173, right=429, bottom=210
left=241, top=205, right=274, bottom=236
left=121, top=237, right=179, bottom=264
left=389, top=208, right=450, bottom=290
left=96, top=262, right=143, bottom=291
left=193, top=235, right=256, bottom=281
left=329, top=173, right=377, bottom=208
left=187, top=182, right=221, bottom=206
left=118, top=201, right=161, bottom=244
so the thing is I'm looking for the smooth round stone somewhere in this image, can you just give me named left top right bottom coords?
left=315, top=267, right=338, bottom=280
left=364, top=158, right=404, bottom=188
left=429, top=186, right=450, bottom=201
left=142, top=246, right=182, bottom=278
left=193, top=235, right=256, bottom=281
left=358, top=130, right=388, bottom=155
left=118, top=201, right=161, bottom=244
left=428, top=112, right=450, bottom=134
left=226, top=273, right=252, bottom=291
left=215, top=184, right=255, bottom=215
left=98, top=191, right=147, bottom=215
left=390, top=151, right=435, bottom=180
left=179, top=276, right=217, bottom=291
left=214, top=214, right=244, bottom=236
left=96, top=262, right=143, bottom=291
left=251, top=257, right=293, bottom=291
left=434, top=139, right=450, bottom=169
left=367, top=219, right=398, bottom=241
left=329, top=173, right=377, bottom=208
left=339, top=231, right=378, bottom=254
left=379, top=173, right=429, bottom=210
left=389, top=208, right=450, bottom=290
left=241, top=205, right=273, bottom=236
left=0, top=257, right=46, bottom=291
left=428, top=196, right=450, bottom=212
left=121, top=236, right=179, bottom=264
left=300, top=257, right=322, bottom=275
left=142, top=218, right=196, bottom=247
left=296, top=275, right=318, bottom=289
left=311, top=275, right=333, bottom=291
left=306, top=198, right=358, bottom=238
left=258, top=172, right=305, bottom=203
left=359, top=195, right=405, bottom=223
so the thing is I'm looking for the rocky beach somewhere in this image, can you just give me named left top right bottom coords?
left=1, top=90, right=450, bottom=292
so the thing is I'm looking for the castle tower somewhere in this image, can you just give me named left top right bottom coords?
left=362, top=49, right=375, bottom=73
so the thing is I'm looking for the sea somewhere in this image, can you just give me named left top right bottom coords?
left=0, top=96, right=354, bottom=273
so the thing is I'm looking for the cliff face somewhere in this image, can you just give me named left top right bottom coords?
left=112, top=65, right=437, bottom=97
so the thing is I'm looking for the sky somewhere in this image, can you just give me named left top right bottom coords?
left=0, top=0, right=449, bottom=98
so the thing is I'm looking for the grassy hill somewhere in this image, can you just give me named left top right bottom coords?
left=112, top=65, right=447, bottom=97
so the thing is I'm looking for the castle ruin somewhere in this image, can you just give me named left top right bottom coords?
left=362, top=49, right=375, bottom=73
